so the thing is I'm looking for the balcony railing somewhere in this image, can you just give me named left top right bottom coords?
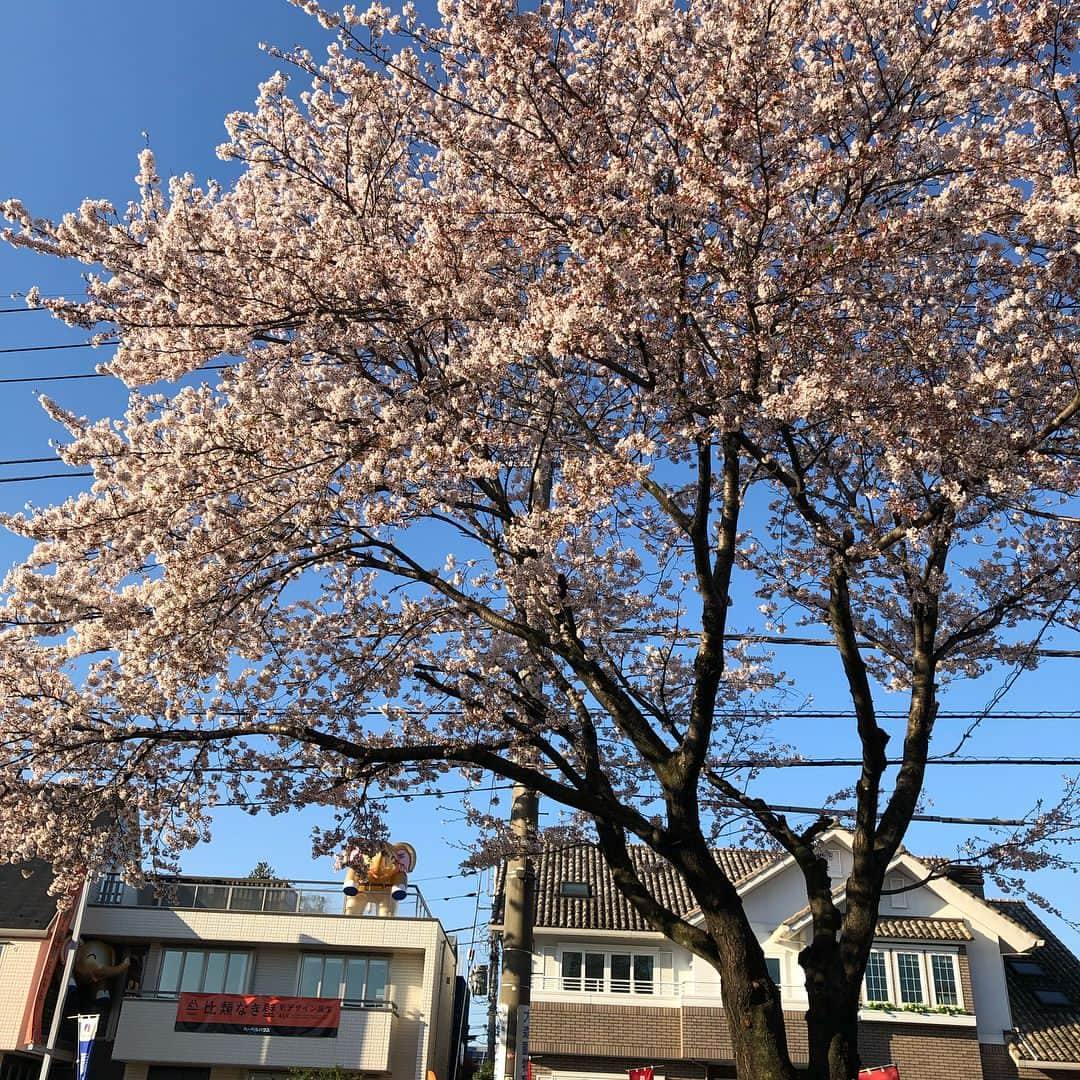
left=91, top=875, right=432, bottom=920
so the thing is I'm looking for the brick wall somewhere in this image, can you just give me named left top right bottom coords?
left=960, top=948, right=976, bottom=1013
left=981, top=1041, right=1080, bottom=1080
left=533, top=1001, right=985, bottom=1078
left=530, top=1002, right=680, bottom=1058
left=859, top=1021, right=983, bottom=1080
left=530, top=1053, right=710, bottom=1080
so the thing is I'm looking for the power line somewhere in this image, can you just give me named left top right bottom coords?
left=0, top=371, right=110, bottom=385
left=0, top=472, right=92, bottom=484
left=0, top=342, right=98, bottom=355
left=202, top=789, right=1043, bottom=828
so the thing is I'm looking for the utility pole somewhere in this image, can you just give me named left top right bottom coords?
left=496, top=783, right=537, bottom=1080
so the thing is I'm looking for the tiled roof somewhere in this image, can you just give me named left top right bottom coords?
left=874, top=917, right=973, bottom=941
left=0, top=858, right=59, bottom=931
left=498, top=844, right=778, bottom=931
left=990, top=900, right=1080, bottom=1066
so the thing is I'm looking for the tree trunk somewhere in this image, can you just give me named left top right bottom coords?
left=702, top=910, right=798, bottom=1080
left=802, top=938, right=862, bottom=1080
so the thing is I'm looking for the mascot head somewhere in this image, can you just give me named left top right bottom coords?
left=341, top=842, right=417, bottom=912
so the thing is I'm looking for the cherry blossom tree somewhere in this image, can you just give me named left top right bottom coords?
left=2, top=0, right=1078, bottom=1076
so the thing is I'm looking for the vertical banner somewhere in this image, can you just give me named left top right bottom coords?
left=494, top=1004, right=509, bottom=1080
left=76, top=1014, right=99, bottom=1080
left=513, top=1005, right=530, bottom=1080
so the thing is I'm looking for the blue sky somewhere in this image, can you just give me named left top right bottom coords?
left=1, top=0, right=1077, bottom=982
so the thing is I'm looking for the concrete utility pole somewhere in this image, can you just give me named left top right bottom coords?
left=497, top=783, right=537, bottom=1080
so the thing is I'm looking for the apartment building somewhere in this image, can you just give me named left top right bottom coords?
left=2, top=864, right=463, bottom=1080
left=493, top=827, right=1080, bottom=1080
left=0, top=860, right=76, bottom=1080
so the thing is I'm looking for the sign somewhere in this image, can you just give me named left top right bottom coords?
left=76, top=1014, right=99, bottom=1080
left=859, top=1067, right=900, bottom=1080
left=494, top=1003, right=509, bottom=1080
left=514, top=1005, right=530, bottom=1080
left=629, top=1068, right=654, bottom=1080
left=175, top=993, right=340, bottom=1037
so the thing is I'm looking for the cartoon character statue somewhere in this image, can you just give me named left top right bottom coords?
left=74, top=939, right=130, bottom=1003
left=341, top=842, right=417, bottom=916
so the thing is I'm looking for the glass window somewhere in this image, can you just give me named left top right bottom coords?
left=633, top=954, right=654, bottom=994
left=561, top=951, right=582, bottom=991
left=930, top=955, right=958, bottom=1006
left=322, top=957, right=345, bottom=997
left=344, top=958, right=367, bottom=1002
left=179, top=954, right=204, bottom=993
left=610, top=954, right=631, bottom=993
left=765, top=957, right=781, bottom=987
left=225, top=954, right=249, bottom=994
left=158, top=950, right=183, bottom=994
left=203, top=952, right=228, bottom=994
left=864, top=951, right=889, bottom=1002
left=299, top=955, right=324, bottom=996
left=896, top=953, right=925, bottom=1004
left=366, top=958, right=389, bottom=1001
left=159, top=949, right=249, bottom=995
left=560, top=950, right=655, bottom=994
left=301, top=954, right=389, bottom=1001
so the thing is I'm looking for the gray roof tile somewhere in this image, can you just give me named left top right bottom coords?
left=990, top=900, right=1080, bottom=1066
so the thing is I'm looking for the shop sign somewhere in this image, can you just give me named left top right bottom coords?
left=175, top=993, right=340, bottom=1037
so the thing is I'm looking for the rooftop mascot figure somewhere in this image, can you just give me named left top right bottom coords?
left=340, top=841, right=417, bottom=917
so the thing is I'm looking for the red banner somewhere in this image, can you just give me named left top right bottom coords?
left=859, top=1067, right=900, bottom=1080
left=175, top=993, right=340, bottom=1037
left=629, top=1068, right=654, bottom=1080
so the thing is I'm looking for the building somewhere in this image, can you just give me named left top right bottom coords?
left=492, top=827, right=1080, bottom=1080
left=0, top=860, right=78, bottom=1080
left=2, top=865, right=464, bottom=1080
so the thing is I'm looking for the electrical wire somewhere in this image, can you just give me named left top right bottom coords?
left=0, top=342, right=99, bottom=354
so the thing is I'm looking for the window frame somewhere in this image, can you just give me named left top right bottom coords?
left=558, top=947, right=658, bottom=995
left=297, top=953, right=390, bottom=1003
left=156, top=948, right=251, bottom=995
left=860, top=947, right=963, bottom=1010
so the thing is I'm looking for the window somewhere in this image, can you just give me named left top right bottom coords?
left=298, top=954, right=389, bottom=1002
left=558, top=882, right=591, bottom=898
left=930, top=954, right=958, bottom=1006
left=861, top=949, right=963, bottom=1009
left=158, top=949, right=249, bottom=995
left=96, top=873, right=124, bottom=905
left=560, top=950, right=655, bottom=994
left=765, top=957, right=782, bottom=986
left=864, top=952, right=889, bottom=1002
left=1007, top=957, right=1046, bottom=977
left=886, top=875, right=909, bottom=910
left=1033, top=989, right=1071, bottom=1007
left=896, top=953, right=924, bottom=1004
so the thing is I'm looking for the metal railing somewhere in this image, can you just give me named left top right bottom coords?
left=91, top=876, right=432, bottom=920
left=531, top=973, right=682, bottom=997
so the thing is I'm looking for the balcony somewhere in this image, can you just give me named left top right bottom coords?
left=113, top=995, right=397, bottom=1070
left=90, top=875, right=433, bottom=919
